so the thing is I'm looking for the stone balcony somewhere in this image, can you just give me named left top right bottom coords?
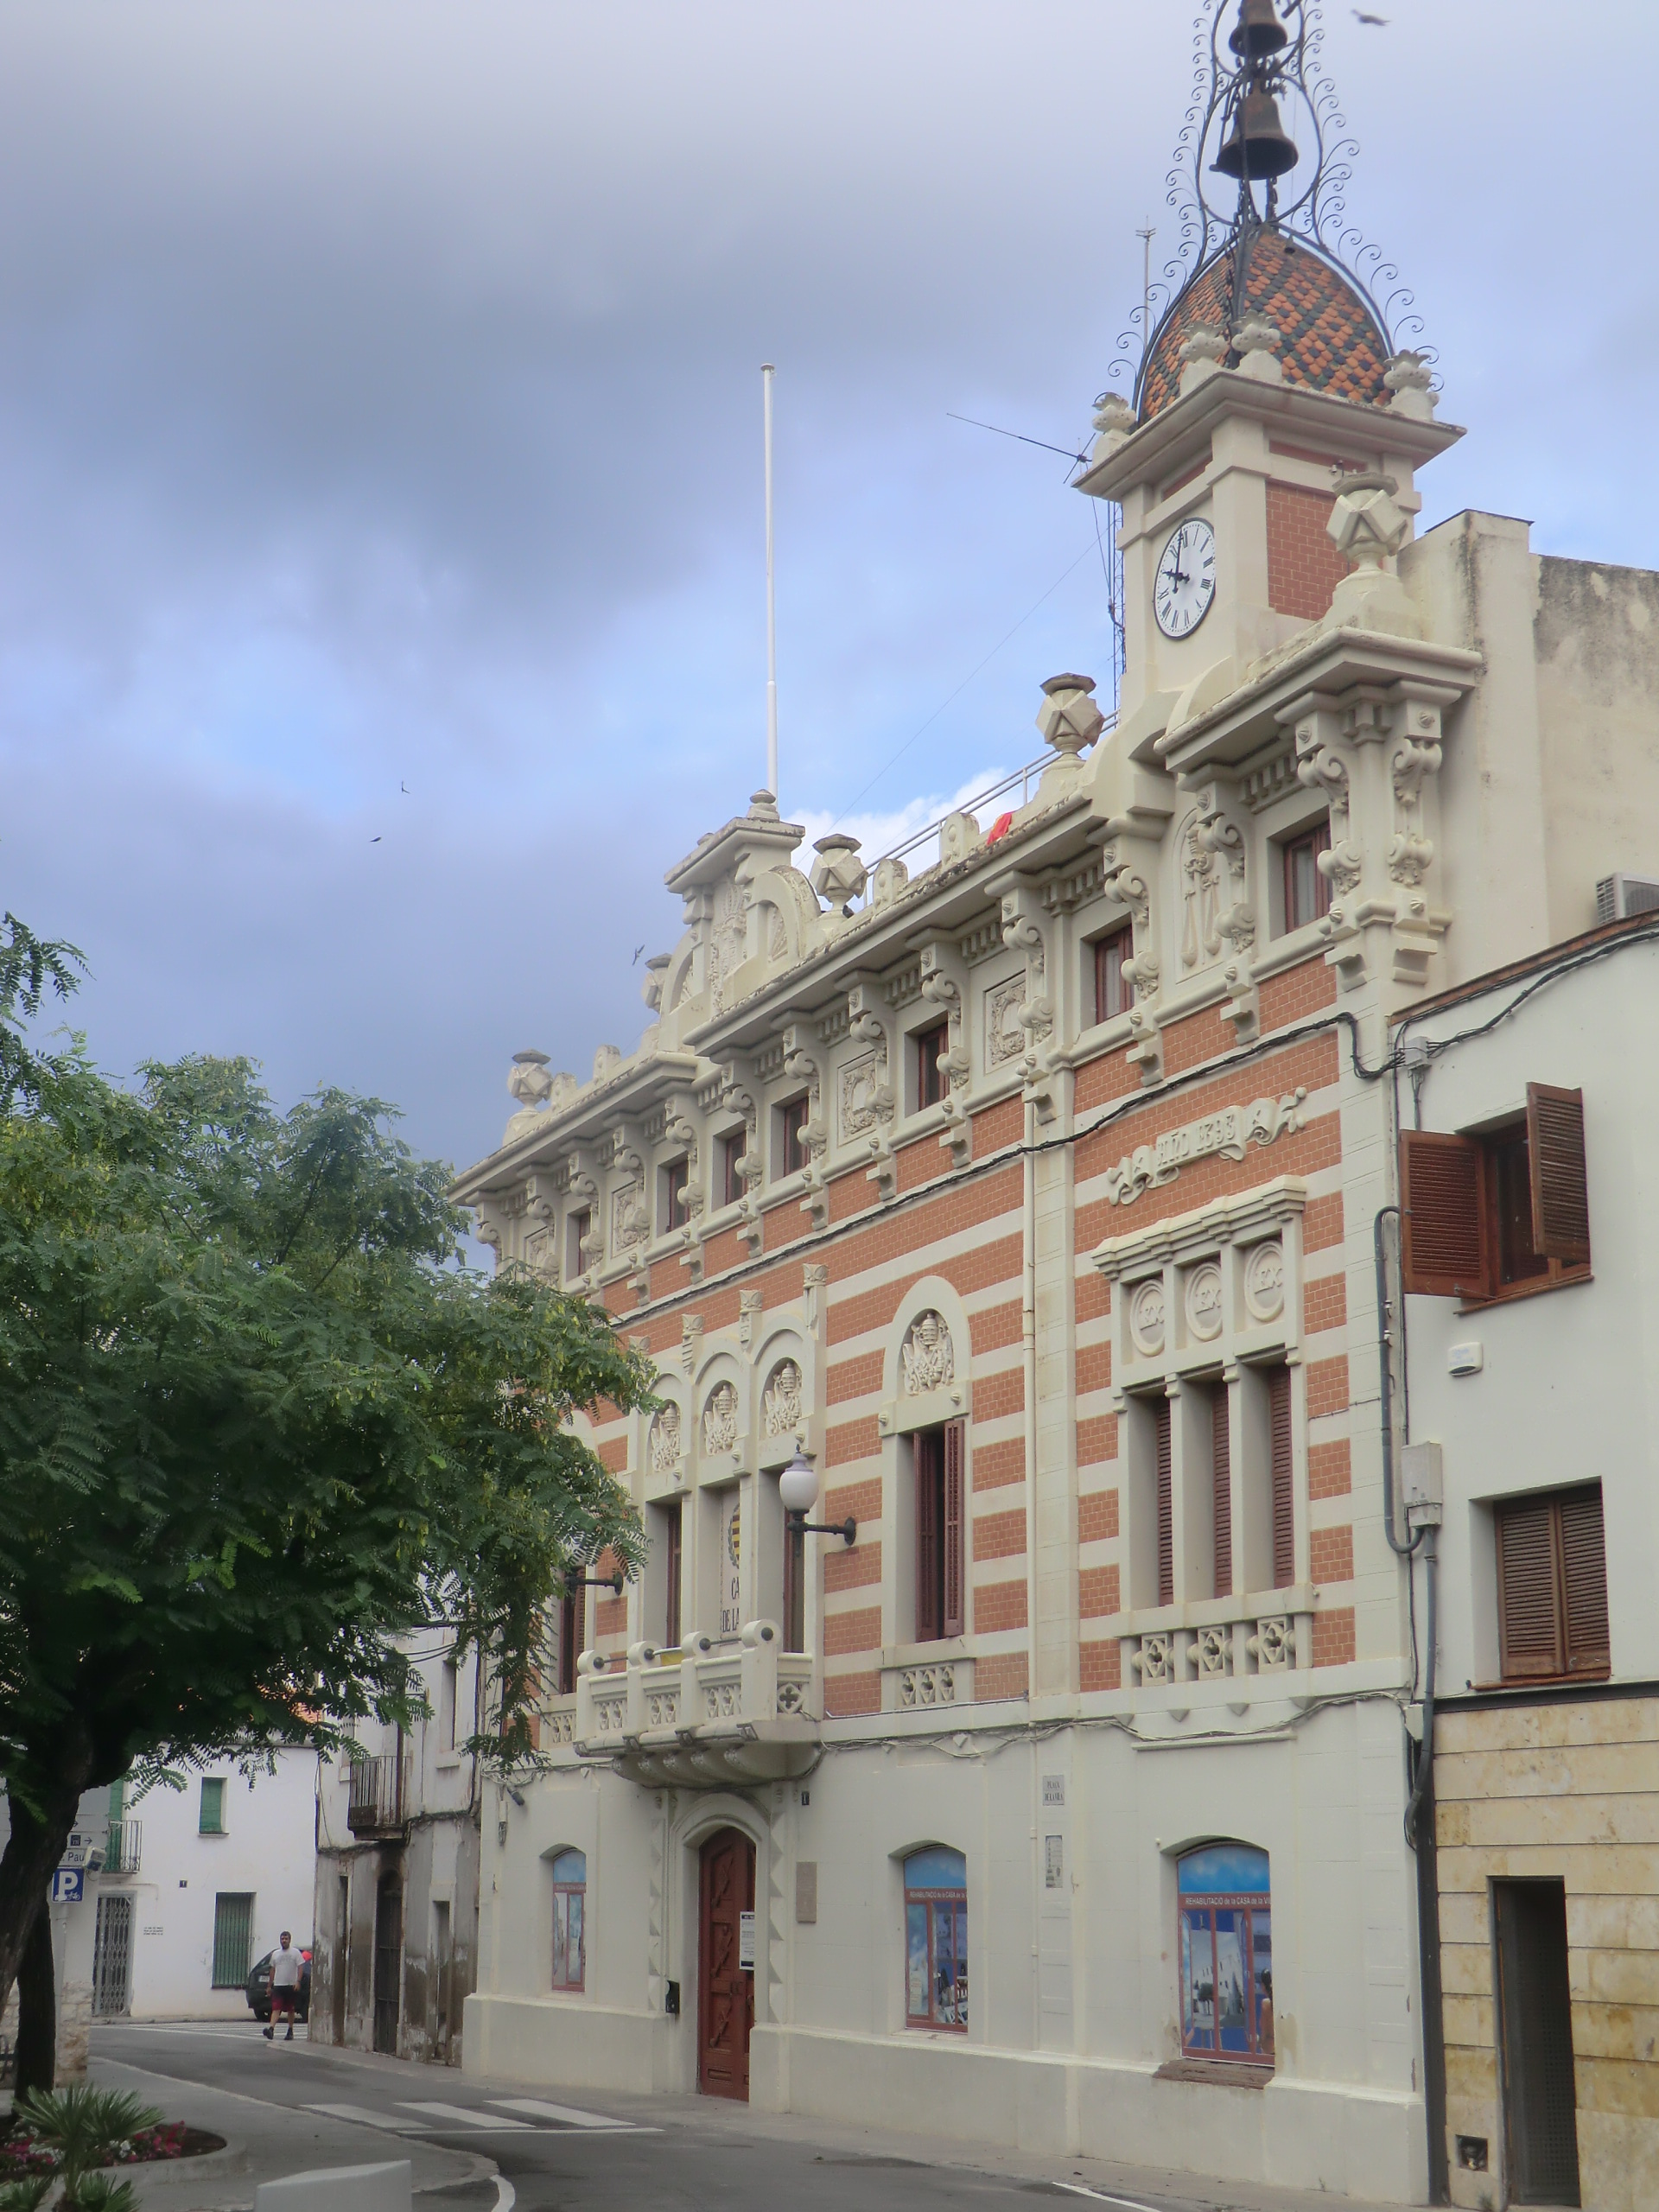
left=1116, top=1587, right=1317, bottom=1693
left=573, top=1618, right=818, bottom=1787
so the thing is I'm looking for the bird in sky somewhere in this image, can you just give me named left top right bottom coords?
left=401, top=781, right=410, bottom=794
left=371, top=836, right=382, bottom=844
left=632, top=944, right=646, bottom=963
left=1353, top=8, right=1388, bottom=21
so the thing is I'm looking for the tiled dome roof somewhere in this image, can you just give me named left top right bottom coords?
left=1138, top=231, right=1392, bottom=420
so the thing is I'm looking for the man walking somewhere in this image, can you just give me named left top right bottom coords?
left=264, top=1930, right=303, bottom=2042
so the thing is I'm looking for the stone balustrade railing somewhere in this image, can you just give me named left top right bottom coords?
left=571, top=1621, right=818, bottom=1786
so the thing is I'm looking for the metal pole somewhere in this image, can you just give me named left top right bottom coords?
left=1137, top=226, right=1155, bottom=359
left=762, top=363, right=779, bottom=804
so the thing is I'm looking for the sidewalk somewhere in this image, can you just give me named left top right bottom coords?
left=89, top=2054, right=494, bottom=2211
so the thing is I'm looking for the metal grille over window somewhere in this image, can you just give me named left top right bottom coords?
left=550, top=1848, right=586, bottom=1992
left=904, top=1847, right=968, bottom=2031
left=1178, top=1844, right=1273, bottom=2066
left=212, top=1891, right=254, bottom=1988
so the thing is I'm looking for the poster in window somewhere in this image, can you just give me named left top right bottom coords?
left=721, top=1492, right=741, bottom=1636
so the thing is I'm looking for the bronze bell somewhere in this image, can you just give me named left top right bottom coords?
left=1213, top=88, right=1299, bottom=180
left=1230, top=0, right=1289, bottom=59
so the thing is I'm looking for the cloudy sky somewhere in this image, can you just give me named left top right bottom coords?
left=2, top=1, right=1653, bottom=1178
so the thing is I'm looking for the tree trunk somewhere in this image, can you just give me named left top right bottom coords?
left=0, top=1743, right=94, bottom=2024
left=14, top=1899, right=55, bottom=2095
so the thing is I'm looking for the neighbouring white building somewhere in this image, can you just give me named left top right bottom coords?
left=310, top=1638, right=483, bottom=2068
left=90, top=1754, right=318, bottom=2021
left=446, top=3, right=1659, bottom=2204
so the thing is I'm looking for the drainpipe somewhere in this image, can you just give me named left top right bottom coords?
left=1021, top=1090, right=1040, bottom=2054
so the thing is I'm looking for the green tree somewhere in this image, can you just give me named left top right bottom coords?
left=0, top=924, right=649, bottom=2063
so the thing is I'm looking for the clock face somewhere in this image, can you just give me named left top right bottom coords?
left=1154, top=516, right=1217, bottom=639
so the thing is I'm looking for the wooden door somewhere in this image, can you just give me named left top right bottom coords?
left=1496, top=1879, right=1581, bottom=2204
left=372, top=1869, right=402, bottom=2056
left=697, top=1827, right=754, bottom=2099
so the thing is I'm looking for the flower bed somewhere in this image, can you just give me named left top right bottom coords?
left=2, top=2120, right=226, bottom=2172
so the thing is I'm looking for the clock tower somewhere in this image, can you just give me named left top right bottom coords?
left=1074, top=0, right=1461, bottom=753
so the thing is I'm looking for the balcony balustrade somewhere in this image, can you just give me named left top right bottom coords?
left=346, top=1752, right=410, bottom=1836
left=104, top=1820, right=143, bottom=1875
left=574, top=1619, right=817, bottom=1786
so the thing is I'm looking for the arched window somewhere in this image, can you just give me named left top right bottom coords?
left=903, top=1847, right=967, bottom=2031
left=1178, top=1843, right=1272, bottom=2063
left=550, top=1849, right=586, bottom=1993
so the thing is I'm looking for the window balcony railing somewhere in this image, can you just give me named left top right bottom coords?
left=1116, top=1591, right=1316, bottom=1689
left=105, top=1820, right=142, bottom=1875
left=346, top=1752, right=410, bottom=1836
left=574, top=1620, right=817, bottom=1788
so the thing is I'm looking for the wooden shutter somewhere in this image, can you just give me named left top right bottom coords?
left=665, top=1503, right=683, bottom=1650
left=1559, top=1486, right=1609, bottom=1675
left=916, top=1431, right=941, bottom=1643
left=1211, top=1385, right=1232, bottom=1599
left=1496, top=1496, right=1564, bottom=1680
left=1154, top=1397, right=1173, bottom=1607
left=1268, top=1365, right=1294, bottom=1589
left=943, top=1420, right=965, bottom=1638
left=1528, top=1084, right=1591, bottom=1267
left=558, top=1588, right=579, bottom=1696
left=1400, top=1130, right=1491, bottom=1298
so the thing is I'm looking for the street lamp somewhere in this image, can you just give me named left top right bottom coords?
left=779, top=1452, right=856, bottom=1546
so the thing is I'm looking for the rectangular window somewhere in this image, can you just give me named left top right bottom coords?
left=556, top=1586, right=579, bottom=1699
left=1268, top=1365, right=1294, bottom=1589
left=664, top=1501, right=683, bottom=1650
left=783, top=1510, right=804, bottom=1655
left=1093, top=922, right=1135, bottom=1026
left=914, top=1422, right=965, bottom=1643
left=904, top=1849, right=968, bottom=2031
left=1179, top=1845, right=1273, bottom=2064
left=565, top=1209, right=591, bottom=1281
left=1154, top=1395, right=1173, bottom=1608
left=1281, top=817, right=1332, bottom=933
left=211, top=1891, right=254, bottom=1987
left=660, top=1156, right=690, bottom=1235
left=774, top=1096, right=810, bottom=1181
left=913, top=1021, right=950, bottom=1111
left=1496, top=1484, right=1609, bottom=1684
left=1211, top=1383, right=1232, bottom=1600
left=439, top=1657, right=458, bottom=1751
left=550, top=1850, right=586, bottom=1993
left=1400, top=1086, right=1591, bottom=1302
left=199, top=1778, right=226, bottom=1836
left=718, top=1129, right=747, bottom=1210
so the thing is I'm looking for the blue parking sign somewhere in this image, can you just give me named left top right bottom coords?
left=51, top=1868, right=83, bottom=1904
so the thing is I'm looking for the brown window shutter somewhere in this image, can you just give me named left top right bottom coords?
left=1400, top=1130, right=1491, bottom=1298
left=1527, top=1084, right=1591, bottom=1267
left=916, top=1430, right=941, bottom=1643
left=557, top=1588, right=579, bottom=1697
left=1559, top=1486, right=1610, bottom=1674
left=1211, top=1385, right=1232, bottom=1599
left=1496, top=1496, right=1565, bottom=1680
left=1154, top=1396, right=1173, bottom=1607
left=943, top=1421, right=965, bottom=1638
left=1268, top=1365, right=1294, bottom=1589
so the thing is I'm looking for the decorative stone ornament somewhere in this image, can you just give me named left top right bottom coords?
left=1233, top=313, right=1283, bottom=384
left=1178, top=326, right=1228, bottom=396
left=810, top=834, right=868, bottom=908
left=1243, top=1238, right=1286, bottom=1322
left=762, top=1360, right=804, bottom=1439
left=1104, top=1090, right=1306, bottom=1206
left=900, top=1312, right=955, bottom=1395
left=1036, top=672, right=1104, bottom=764
left=1383, top=350, right=1436, bottom=422
left=702, top=1382, right=738, bottom=1455
left=1325, top=470, right=1421, bottom=639
left=648, top=1404, right=683, bottom=1474
left=1185, top=1262, right=1224, bottom=1342
left=1129, top=1278, right=1166, bottom=1357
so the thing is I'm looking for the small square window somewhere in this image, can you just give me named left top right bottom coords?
left=774, top=1096, right=810, bottom=1181
left=717, top=1129, right=747, bottom=1210
left=1092, top=923, right=1134, bottom=1025
left=913, top=1022, right=950, bottom=1112
left=199, top=1778, right=227, bottom=1836
left=659, top=1156, right=690, bottom=1235
left=1280, top=818, right=1332, bottom=933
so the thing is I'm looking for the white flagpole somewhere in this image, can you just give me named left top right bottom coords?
left=762, top=362, right=778, bottom=804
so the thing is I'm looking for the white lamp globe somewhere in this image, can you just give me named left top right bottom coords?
left=778, top=1453, right=818, bottom=1516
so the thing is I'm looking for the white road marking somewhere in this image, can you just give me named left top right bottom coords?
left=1055, top=2186, right=1166, bottom=2212
left=493, top=2183, right=516, bottom=2212
left=489, top=2099, right=638, bottom=2129
left=306, top=2103, right=430, bottom=2133
left=398, top=2101, right=534, bottom=2131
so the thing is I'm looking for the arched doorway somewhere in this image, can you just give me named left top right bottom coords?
left=697, top=1827, right=755, bottom=2099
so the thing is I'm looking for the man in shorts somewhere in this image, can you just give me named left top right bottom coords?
left=264, top=1931, right=303, bottom=2041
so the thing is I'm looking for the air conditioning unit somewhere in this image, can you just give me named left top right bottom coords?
left=1596, top=872, right=1659, bottom=924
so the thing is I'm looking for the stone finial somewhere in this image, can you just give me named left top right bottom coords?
left=810, top=833, right=868, bottom=907
left=1036, top=673, right=1105, bottom=765
left=641, top=952, right=671, bottom=1012
left=869, top=854, right=909, bottom=909
left=1233, top=315, right=1282, bottom=384
left=507, top=1050, right=553, bottom=1107
left=1324, top=470, right=1421, bottom=639
left=748, top=789, right=780, bottom=821
left=1178, top=325, right=1229, bottom=395
left=1090, top=391, right=1138, bottom=460
left=593, top=1043, right=623, bottom=1082
left=1383, top=351, right=1437, bottom=423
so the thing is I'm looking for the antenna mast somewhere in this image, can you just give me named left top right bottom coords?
left=1137, top=224, right=1156, bottom=359
left=762, top=363, right=779, bottom=804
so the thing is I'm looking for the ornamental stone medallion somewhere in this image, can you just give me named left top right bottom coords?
left=1128, top=1278, right=1166, bottom=1357
left=762, top=1359, right=804, bottom=1437
left=1185, top=1262, right=1224, bottom=1342
left=649, top=1403, right=683, bottom=1473
left=984, top=978, right=1027, bottom=1068
left=702, top=1381, right=738, bottom=1455
left=900, top=1312, right=955, bottom=1394
left=1244, top=1239, right=1286, bottom=1323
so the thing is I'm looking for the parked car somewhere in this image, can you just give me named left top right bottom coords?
left=245, top=1947, right=311, bottom=2024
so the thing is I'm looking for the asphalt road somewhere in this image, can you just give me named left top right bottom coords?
left=89, top=2018, right=1399, bottom=2212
